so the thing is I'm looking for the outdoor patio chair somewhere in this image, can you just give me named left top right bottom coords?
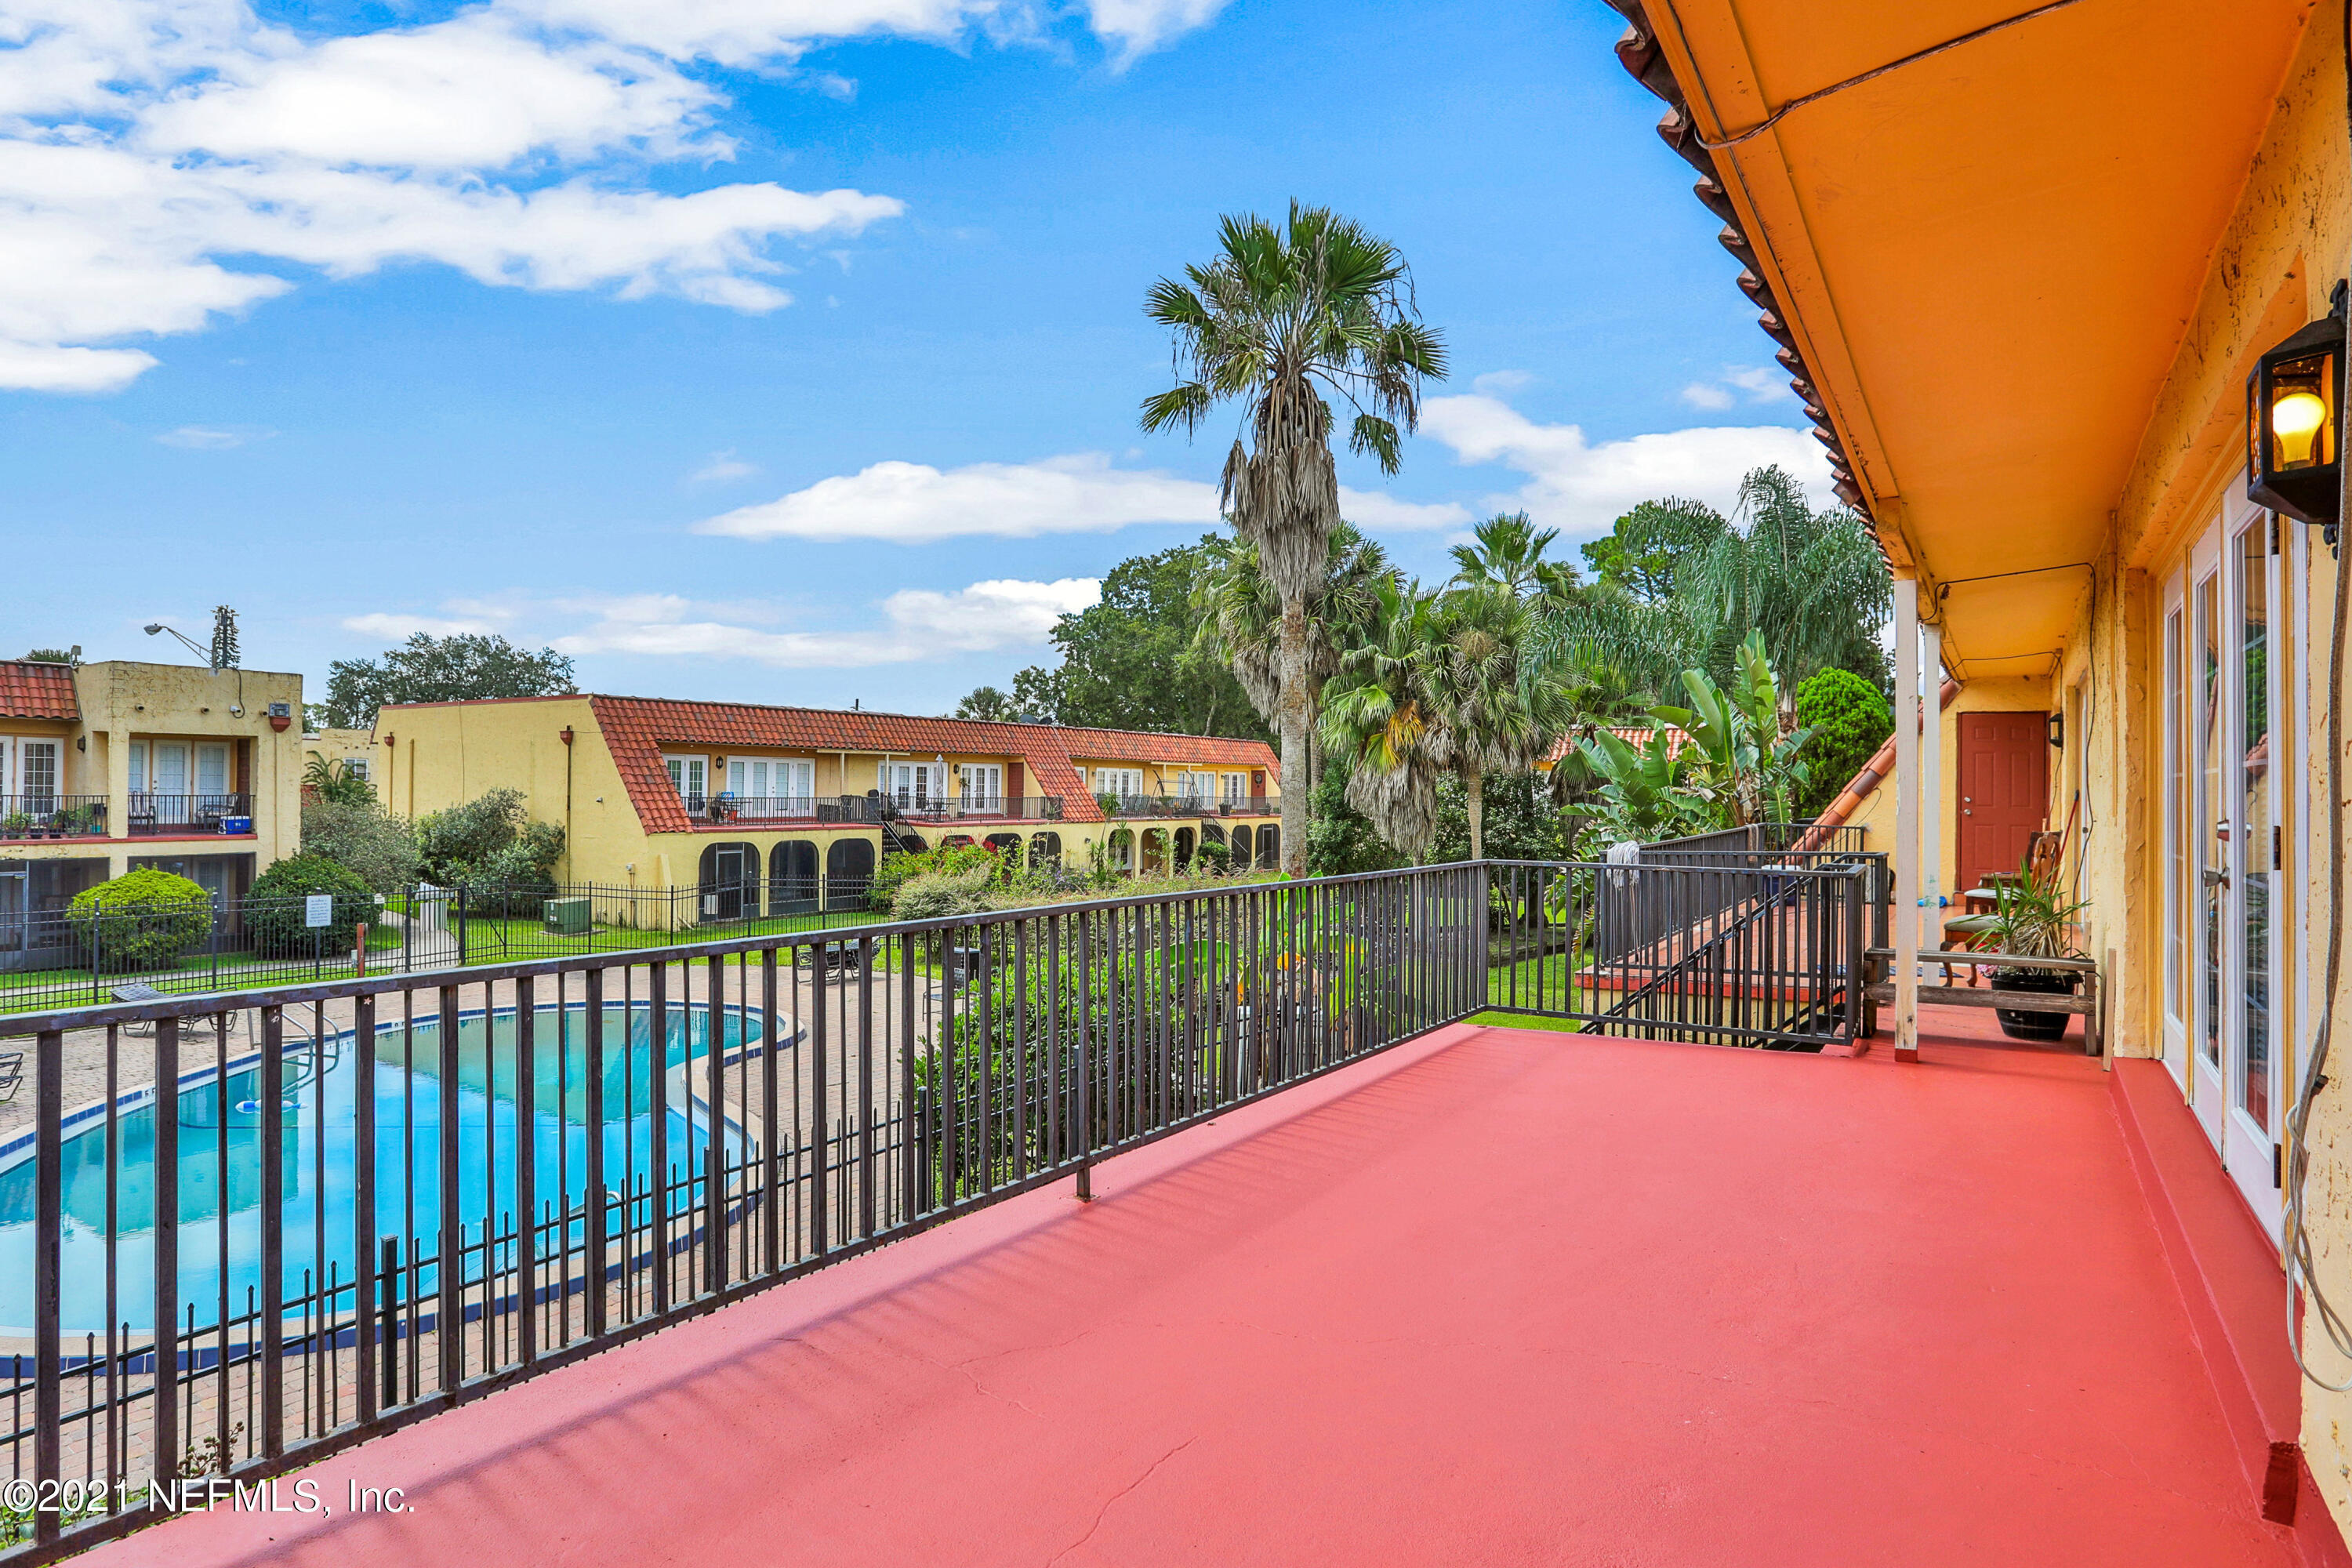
left=0, top=1051, right=20, bottom=1103
left=109, top=981, right=169, bottom=1034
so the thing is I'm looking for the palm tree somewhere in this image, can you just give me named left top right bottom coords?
left=1423, top=586, right=1570, bottom=860
left=1448, top=511, right=1578, bottom=602
left=1142, top=203, right=1447, bottom=875
left=1318, top=579, right=1447, bottom=862
left=1533, top=466, right=1889, bottom=701
left=1193, top=522, right=1395, bottom=791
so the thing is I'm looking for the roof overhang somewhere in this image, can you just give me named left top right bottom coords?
left=1608, top=0, right=2318, bottom=675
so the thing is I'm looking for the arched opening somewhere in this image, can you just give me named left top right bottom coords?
left=1256, top=824, right=1279, bottom=869
left=768, top=840, right=818, bottom=914
left=983, top=832, right=1023, bottom=873
left=1230, top=824, right=1253, bottom=868
left=942, top=833, right=976, bottom=851
left=1141, top=827, right=1168, bottom=873
left=1108, top=829, right=1134, bottom=873
left=698, top=842, right=760, bottom=922
left=895, top=833, right=930, bottom=856
left=826, top=837, right=877, bottom=910
left=1029, top=832, right=1062, bottom=868
left=1172, top=826, right=1195, bottom=870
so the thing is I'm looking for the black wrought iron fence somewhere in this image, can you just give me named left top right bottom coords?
left=0, top=862, right=1490, bottom=1563
left=1483, top=857, right=1878, bottom=1050
left=0, top=882, right=890, bottom=1018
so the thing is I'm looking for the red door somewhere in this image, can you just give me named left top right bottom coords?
left=1956, top=712, right=2048, bottom=891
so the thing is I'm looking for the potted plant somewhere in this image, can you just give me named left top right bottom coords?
left=1984, top=852, right=2087, bottom=1042
left=1, top=811, right=31, bottom=840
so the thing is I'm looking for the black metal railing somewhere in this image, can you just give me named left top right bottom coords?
left=0, top=881, right=891, bottom=1018
left=1639, top=822, right=1867, bottom=858
left=0, top=862, right=1490, bottom=1563
left=0, top=798, right=107, bottom=840
left=125, top=794, right=250, bottom=837
left=681, top=794, right=1068, bottom=826
left=1096, top=793, right=1274, bottom=819
left=1483, top=856, right=1880, bottom=1051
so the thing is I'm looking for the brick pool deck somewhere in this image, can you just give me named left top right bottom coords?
left=81, top=1016, right=2330, bottom=1566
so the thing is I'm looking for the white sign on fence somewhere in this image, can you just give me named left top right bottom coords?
left=304, top=894, right=335, bottom=928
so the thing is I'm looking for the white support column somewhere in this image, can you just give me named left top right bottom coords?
left=1894, top=575, right=1922, bottom=1063
left=1920, top=620, right=1945, bottom=956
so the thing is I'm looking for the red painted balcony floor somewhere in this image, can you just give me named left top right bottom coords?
left=105, top=1019, right=2307, bottom=1567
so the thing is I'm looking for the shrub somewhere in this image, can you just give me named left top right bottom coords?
left=1194, top=839, right=1232, bottom=876
left=890, top=866, right=1001, bottom=925
left=300, top=796, right=419, bottom=893
left=416, top=788, right=564, bottom=913
left=1792, top=667, right=1893, bottom=822
left=69, top=869, right=213, bottom=973
left=874, top=843, right=1001, bottom=914
left=248, top=855, right=378, bottom=957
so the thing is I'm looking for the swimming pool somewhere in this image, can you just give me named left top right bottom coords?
left=0, top=1001, right=768, bottom=1334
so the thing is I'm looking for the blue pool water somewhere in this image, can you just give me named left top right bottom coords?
left=0, top=1002, right=765, bottom=1334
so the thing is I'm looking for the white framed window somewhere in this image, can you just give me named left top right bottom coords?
left=665, top=754, right=708, bottom=806
left=1176, top=770, right=1215, bottom=804
left=1094, top=768, right=1144, bottom=802
left=343, top=757, right=371, bottom=783
left=960, top=764, right=1004, bottom=811
left=1222, top=772, right=1248, bottom=806
left=1, top=739, right=61, bottom=807
left=728, top=757, right=814, bottom=813
left=884, top=761, right=944, bottom=808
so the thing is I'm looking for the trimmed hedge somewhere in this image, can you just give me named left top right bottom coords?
left=1793, top=667, right=1894, bottom=822
left=248, top=855, right=378, bottom=957
left=68, top=869, right=212, bottom=973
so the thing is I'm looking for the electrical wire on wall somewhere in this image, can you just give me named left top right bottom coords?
left=2281, top=0, right=2352, bottom=1391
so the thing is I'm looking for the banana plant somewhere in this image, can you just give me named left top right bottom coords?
left=1649, top=630, right=1813, bottom=827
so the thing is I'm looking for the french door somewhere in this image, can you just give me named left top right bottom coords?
left=2169, top=491, right=2288, bottom=1231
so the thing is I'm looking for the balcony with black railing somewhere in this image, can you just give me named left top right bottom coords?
left=0, top=796, right=108, bottom=840
left=125, top=791, right=252, bottom=835
left=0, top=856, right=2299, bottom=1568
left=677, top=793, right=1067, bottom=827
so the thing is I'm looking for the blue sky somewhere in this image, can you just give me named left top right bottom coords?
left=2, top=0, right=1826, bottom=713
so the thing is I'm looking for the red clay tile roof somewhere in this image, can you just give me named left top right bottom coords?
left=0, top=661, right=78, bottom=720
left=570, top=696, right=1279, bottom=834
left=1542, top=724, right=1691, bottom=766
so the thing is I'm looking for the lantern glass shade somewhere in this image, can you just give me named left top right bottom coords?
left=2247, top=313, right=2344, bottom=525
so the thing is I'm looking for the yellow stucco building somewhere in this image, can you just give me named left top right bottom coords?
left=1608, top=0, right=2352, bottom=1540
left=376, top=693, right=1282, bottom=912
left=0, top=657, right=307, bottom=927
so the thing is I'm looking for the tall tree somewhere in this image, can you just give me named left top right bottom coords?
left=1142, top=202, right=1446, bottom=875
left=1192, top=521, right=1395, bottom=784
left=1318, top=579, right=1448, bottom=862
left=1003, top=541, right=1267, bottom=742
left=322, top=633, right=576, bottom=729
left=952, top=685, right=1019, bottom=722
left=1450, top=511, right=1579, bottom=602
left=1423, top=586, right=1570, bottom=860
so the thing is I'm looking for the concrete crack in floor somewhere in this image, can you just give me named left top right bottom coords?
left=1047, top=1436, right=1198, bottom=1566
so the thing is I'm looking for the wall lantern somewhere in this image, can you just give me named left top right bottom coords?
left=2046, top=712, right=2063, bottom=750
left=2247, top=283, right=2347, bottom=527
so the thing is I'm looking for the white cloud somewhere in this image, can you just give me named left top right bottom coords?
left=1471, top=369, right=1533, bottom=396
left=0, top=0, right=1229, bottom=392
left=343, top=611, right=502, bottom=638
left=1679, top=363, right=1792, bottom=410
left=139, top=14, right=720, bottom=170
left=156, top=424, right=270, bottom=448
left=1421, top=393, right=1834, bottom=535
left=1084, top=0, right=1232, bottom=63
left=549, top=577, right=1098, bottom=667
left=697, top=452, right=1468, bottom=543
left=688, top=449, right=758, bottom=484
left=1678, top=382, right=1734, bottom=411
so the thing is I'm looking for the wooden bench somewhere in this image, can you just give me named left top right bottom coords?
left=1864, top=949, right=2103, bottom=1059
